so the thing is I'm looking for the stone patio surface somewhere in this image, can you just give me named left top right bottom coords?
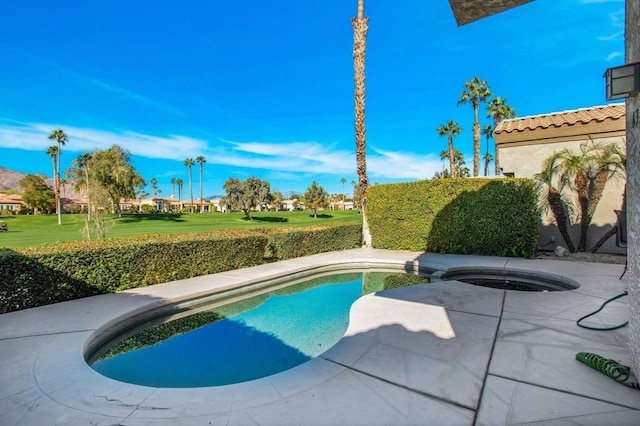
left=0, top=248, right=637, bottom=425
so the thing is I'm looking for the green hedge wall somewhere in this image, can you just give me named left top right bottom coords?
left=0, top=223, right=362, bottom=314
left=0, top=229, right=268, bottom=313
left=262, top=223, right=362, bottom=260
left=367, top=178, right=539, bottom=257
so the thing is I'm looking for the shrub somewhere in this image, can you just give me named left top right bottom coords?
left=0, top=229, right=269, bottom=313
left=140, top=205, right=157, bottom=214
left=262, top=223, right=362, bottom=260
left=0, top=223, right=363, bottom=313
left=367, top=178, right=539, bottom=257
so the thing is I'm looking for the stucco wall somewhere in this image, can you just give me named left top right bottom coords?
left=626, top=0, right=640, bottom=389
left=500, top=136, right=626, bottom=253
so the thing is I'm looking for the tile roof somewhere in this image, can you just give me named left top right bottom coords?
left=0, top=193, right=23, bottom=203
left=494, top=103, right=625, bottom=134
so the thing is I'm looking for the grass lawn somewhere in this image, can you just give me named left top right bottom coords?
left=0, top=210, right=362, bottom=248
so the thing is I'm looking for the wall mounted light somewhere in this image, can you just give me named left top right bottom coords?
left=604, top=61, right=640, bottom=101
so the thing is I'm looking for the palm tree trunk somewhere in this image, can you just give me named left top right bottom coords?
left=51, top=154, right=59, bottom=220
left=353, top=0, right=371, bottom=246
left=199, top=164, right=204, bottom=213
left=85, top=167, right=91, bottom=221
left=493, top=116, right=500, bottom=175
left=188, top=169, right=194, bottom=213
left=549, top=189, right=576, bottom=252
left=590, top=226, right=617, bottom=253
left=574, top=173, right=589, bottom=252
left=473, top=121, right=480, bottom=177
left=57, top=142, right=62, bottom=225
left=448, top=136, right=455, bottom=177
left=586, top=171, right=609, bottom=222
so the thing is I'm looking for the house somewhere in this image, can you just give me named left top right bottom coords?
left=0, top=192, right=24, bottom=213
left=329, top=200, right=355, bottom=211
left=281, top=199, right=304, bottom=211
left=494, top=103, right=626, bottom=253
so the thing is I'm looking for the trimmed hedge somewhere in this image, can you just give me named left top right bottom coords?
left=262, top=223, right=362, bottom=260
left=0, top=223, right=362, bottom=314
left=0, top=229, right=268, bottom=313
left=367, top=178, right=539, bottom=257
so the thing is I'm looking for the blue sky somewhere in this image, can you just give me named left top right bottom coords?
left=0, top=0, right=625, bottom=197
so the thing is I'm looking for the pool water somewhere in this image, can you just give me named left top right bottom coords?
left=90, top=271, right=428, bottom=387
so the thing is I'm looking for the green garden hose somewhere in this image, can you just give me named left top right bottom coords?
left=575, top=352, right=630, bottom=383
left=576, top=291, right=628, bottom=331
left=575, top=352, right=639, bottom=390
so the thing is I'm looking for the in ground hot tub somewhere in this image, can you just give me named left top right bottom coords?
left=431, top=267, right=579, bottom=291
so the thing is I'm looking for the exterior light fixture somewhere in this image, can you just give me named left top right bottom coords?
left=604, top=61, right=640, bottom=101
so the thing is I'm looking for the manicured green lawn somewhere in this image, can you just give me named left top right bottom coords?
left=0, top=210, right=362, bottom=248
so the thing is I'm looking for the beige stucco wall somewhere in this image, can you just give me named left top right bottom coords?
left=499, top=135, right=626, bottom=253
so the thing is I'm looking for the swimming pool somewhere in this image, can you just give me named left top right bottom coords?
left=88, top=270, right=429, bottom=387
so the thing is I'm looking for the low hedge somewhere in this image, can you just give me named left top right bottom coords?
left=367, top=178, right=539, bottom=257
left=262, top=223, right=362, bottom=260
left=0, top=229, right=269, bottom=313
left=0, top=223, right=362, bottom=314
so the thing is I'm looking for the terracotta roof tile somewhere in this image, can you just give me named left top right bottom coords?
left=494, top=103, right=625, bottom=134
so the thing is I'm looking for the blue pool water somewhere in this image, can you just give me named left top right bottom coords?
left=90, top=271, right=427, bottom=387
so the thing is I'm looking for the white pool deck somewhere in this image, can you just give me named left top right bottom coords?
left=1, top=248, right=638, bottom=425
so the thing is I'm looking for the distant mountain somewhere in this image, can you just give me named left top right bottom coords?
left=0, top=166, right=81, bottom=198
left=0, top=166, right=31, bottom=192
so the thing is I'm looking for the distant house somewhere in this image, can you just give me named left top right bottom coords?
left=0, top=192, right=24, bottom=213
left=494, top=103, right=626, bottom=253
left=329, top=200, right=355, bottom=211
left=210, top=198, right=226, bottom=212
left=121, top=196, right=212, bottom=213
left=281, top=199, right=304, bottom=211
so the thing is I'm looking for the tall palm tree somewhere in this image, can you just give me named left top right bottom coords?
left=171, top=177, right=176, bottom=198
left=150, top=177, right=159, bottom=197
left=487, top=96, right=516, bottom=175
left=176, top=178, right=184, bottom=210
left=352, top=0, right=371, bottom=246
left=340, top=177, right=347, bottom=208
left=437, top=120, right=463, bottom=177
left=196, top=156, right=207, bottom=213
left=74, top=152, right=93, bottom=220
left=439, top=150, right=449, bottom=172
left=482, top=153, right=494, bottom=177
left=481, top=124, right=493, bottom=176
left=184, top=158, right=195, bottom=212
left=458, top=77, right=491, bottom=177
left=46, top=146, right=59, bottom=216
left=47, top=129, right=68, bottom=224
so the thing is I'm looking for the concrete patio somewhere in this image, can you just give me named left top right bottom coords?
left=0, top=248, right=637, bottom=425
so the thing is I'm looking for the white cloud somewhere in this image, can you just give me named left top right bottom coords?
left=0, top=120, right=446, bottom=181
left=368, top=148, right=442, bottom=179
left=597, top=32, right=623, bottom=41
left=0, top=120, right=208, bottom=159
left=606, top=51, right=623, bottom=61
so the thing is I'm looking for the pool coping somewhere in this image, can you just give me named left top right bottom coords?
left=0, top=248, right=637, bottom=425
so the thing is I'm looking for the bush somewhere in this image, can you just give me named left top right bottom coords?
left=0, top=229, right=269, bottom=313
left=140, top=205, right=157, bottom=214
left=0, top=223, right=363, bottom=313
left=262, top=223, right=362, bottom=260
left=367, top=178, right=539, bottom=257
